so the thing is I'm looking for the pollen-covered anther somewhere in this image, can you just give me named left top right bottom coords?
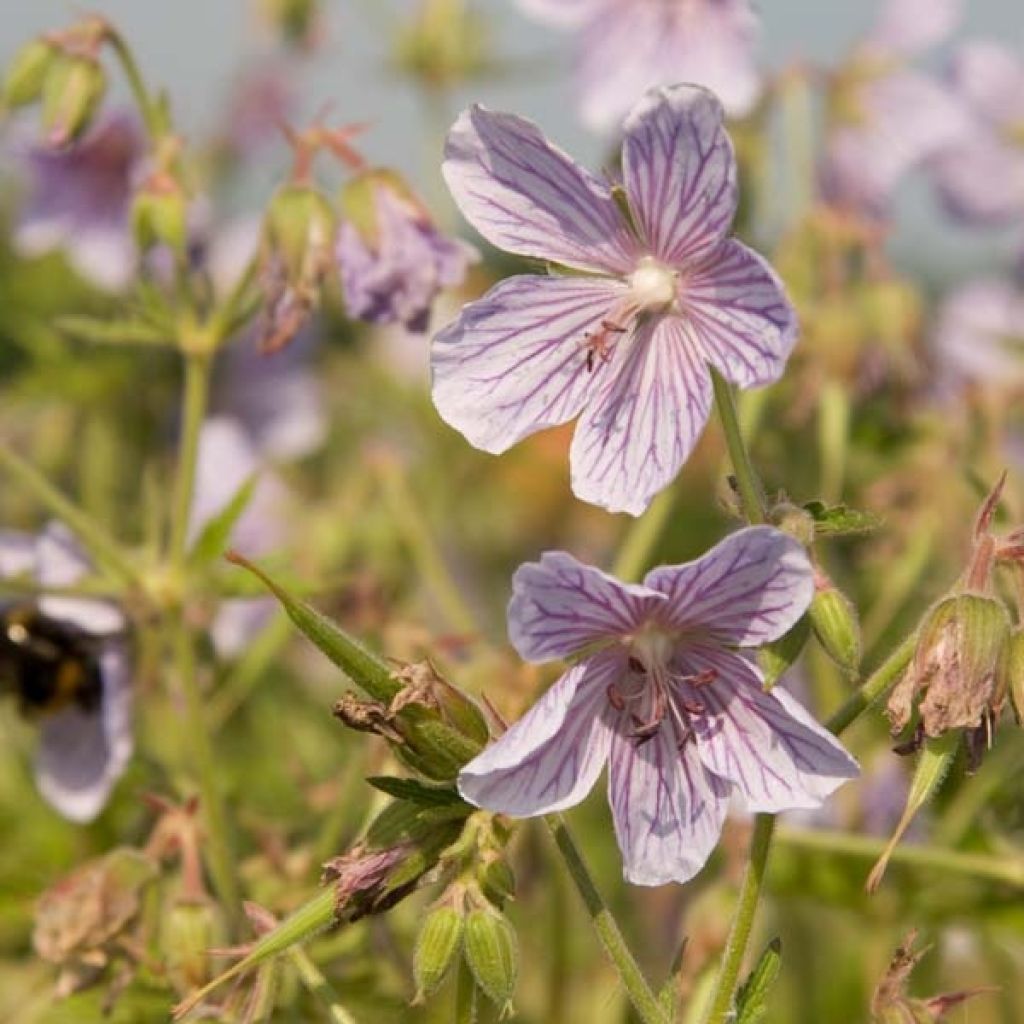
left=628, top=257, right=677, bottom=312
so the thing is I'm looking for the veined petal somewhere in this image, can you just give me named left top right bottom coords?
left=432, top=274, right=626, bottom=454
left=607, top=711, right=729, bottom=886
left=644, top=526, right=813, bottom=645
left=622, top=85, right=737, bottom=267
left=683, top=239, right=798, bottom=388
left=443, top=105, right=637, bottom=274
left=509, top=552, right=666, bottom=662
left=570, top=315, right=713, bottom=516
left=684, top=647, right=859, bottom=813
left=458, top=651, right=620, bottom=815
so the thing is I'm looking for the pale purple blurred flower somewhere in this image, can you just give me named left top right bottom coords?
left=0, top=525, right=132, bottom=823
left=432, top=85, right=797, bottom=515
left=337, top=175, right=476, bottom=333
left=932, top=42, right=1024, bottom=225
left=932, top=276, right=1024, bottom=387
left=189, top=417, right=290, bottom=658
left=822, top=0, right=967, bottom=216
left=519, top=0, right=762, bottom=132
left=12, top=112, right=142, bottom=290
left=458, top=528, right=858, bottom=885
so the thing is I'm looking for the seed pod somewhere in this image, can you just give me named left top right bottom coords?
left=463, top=907, right=518, bottom=1012
left=3, top=38, right=59, bottom=108
left=41, top=54, right=106, bottom=146
left=160, top=902, right=226, bottom=994
left=1005, top=628, right=1024, bottom=725
left=131, top=167, right=188, bottom=253
left=413, top=905, right=464, bottom=1001
left=809, top=582, right=862, bottom=674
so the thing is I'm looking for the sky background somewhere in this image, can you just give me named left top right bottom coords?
left=2, top=0, right=1023, bottom=278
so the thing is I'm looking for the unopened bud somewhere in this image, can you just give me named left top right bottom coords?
left=463, top=906, right=518, bottom=1013
left=3, top=38, right=59, bottom=108
left=478, top=853, right=515, bottom=908
left=770, top=501, right=816, bottom=547
left=759, top=614, right=810, bottom=687
left=413, top=904, right=464, bottom=1001
left=810, top=580, right=862, bottom=674
left=264, top=184, right=335, bottom=284
left=1005, top=628, right=1024, bottom=725
left=132, top=171, right=188, bottom=252
left=41, top=53, right=106, bottom=146
left=160, top=902, right=226, bottom=994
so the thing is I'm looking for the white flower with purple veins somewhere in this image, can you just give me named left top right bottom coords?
left=432, top=85, right=797, bottom=516
left=932, top=42, right=1024, bottom=226
left=519, top=0, right=762, bottom=131
left=12, top=112, right=142, bottom=290
left=822, top=0, right=967, bottom=215
left=458, top=527, right=859, bottom=885
left=338, top=170, right=477, bottom=333
left=0, top=524, right=132, bottom=823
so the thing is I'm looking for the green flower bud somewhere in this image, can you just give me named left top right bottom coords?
left=463, top=907, right=518, bottom=1013
left=1005, top=628, right=1024, bottom=726
left=394, top=0, right=489, bottom=91
left=132, top=173, right=188, bottom=252
left=477, top=854, right=515, bottom=909
left=41, top=53, right=106, bottom=146
left=769, top=501, right=816, bottom=547
left=758, top=613, right=810, bottom=688
left=160, top=902, right=226, bottom=995
left=413, top=904, right=464, bottom=1001
left=809, top=581, right=862, bottom=675
left=3, top=38, right=59, bottom=108
left=264, top=184, right=335, bottom=283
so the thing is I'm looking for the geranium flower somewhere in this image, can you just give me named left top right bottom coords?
left=821, top=0, right=966, bottom=215
left=932, top=41, right=1024, bottom=226
left=432, top=84, right=796, bottom=515
left=12, top=111, right=142, bottom=290
left=0, top=524, right=132, bottom=823
left=518, top=0, right=762, bottom=131
left=458, top=527, right=859, bottom=885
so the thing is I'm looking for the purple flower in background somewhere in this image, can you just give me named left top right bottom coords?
left=432, top=85, right=797, bottom=515
left=12, top=112, right=142, bottom=290
left=458, top=527, right=858, bottom=885
left=519, top=0, right=762, bottom=131
left=932, top=276, right=1024, bottom=388
left=822, top=0, right=966, bottom=216
left=0, top=525, right=132, bottom=823
left=337, top=169, right=476, bottom=333
left=932, top=42, right=1024, bottom=226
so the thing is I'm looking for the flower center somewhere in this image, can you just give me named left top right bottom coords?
left=628, top=258, right=677, bottom=313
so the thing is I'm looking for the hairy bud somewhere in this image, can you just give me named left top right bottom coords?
left=463, top=905, right=518, bottom=1013
left=413, top=904, right=465, bottom=1001
left=809, top=577, right=862, bottom=674
left=41, top=53, right=106, bottom=146
left=3, top=38, right=59, bottom=108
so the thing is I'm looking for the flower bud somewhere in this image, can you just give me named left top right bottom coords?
left=264, top=183, right=335, bottom=284
left=463, top=906, right=518, bottom=1013
left=413, top=904, right=464, bottom=1001
left=394, top=0, right=489, bottom=90
left=3, top=38, right=59, bottom=108
left=1005, top=628, right=1024, bottom=725
left=477, top=853, right=515, bottom=909
left=41, top=53, right=106, bottom=146
left=160, top=902, right=226, bottom=995
left=758, top=613, right=810, bottom=687
left=809, top=580, right=862, bottom=675
left=769, top=501, right=816, bottom=547
left=132, top=171, right=188, bottom=253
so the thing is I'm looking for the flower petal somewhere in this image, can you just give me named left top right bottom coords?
left=607, top=712, right=729, bottom=885
left=458, top=652, right=620, bottom=816
left=621, top=85, right=737, bottom=267
left=569, top=315, right=713, bottom=516
left=509, top=552, right=666, bottom=662
left=432, top=274, right=626, bottom=454
left=934, top=135, right=1024, bottom=225
left=35, top=645, right=133, bottom=823
left=683, top=239, right=798, bottom=388
left=645, top=526, right=813, bottom=645
left=867, top=0, right=962, bottom=57
left=517, top=0, right=599, bottom=27
left=0, top=530, right=36, bottom=576
left=684, top=646, right=859, bottom=813
left=949, top=41, right=1024, bottom=127
left=442, top=104, right=637, bottom=274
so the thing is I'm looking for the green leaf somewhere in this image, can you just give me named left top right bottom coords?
left=188, top=474, right=257, bottom=568
left=735, top=938, right=782, bottom=1024
left=55, top=314, right=171, bottom=346
left=366, top=776, right=466, bottom=807
left=226, top=552, right=401, bottom=703
left=803, top=500, right=882, bottom=536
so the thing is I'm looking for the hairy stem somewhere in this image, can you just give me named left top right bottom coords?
left=710, top=368, right=766, bottom=525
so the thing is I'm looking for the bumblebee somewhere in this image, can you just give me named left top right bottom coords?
left=0, top=604, right=104, bottom=718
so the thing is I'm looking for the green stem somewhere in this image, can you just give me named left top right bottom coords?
left=173, top=622, right=241, bottom=920
left=169, top=352, right=211, bottom=569
left=546, top=816, right=667, bottom=1024
left=710, top=368, right=766, bottom=524
left=774, top=826, right=1024, bottom=888
left=825, top=632, right=916, bottom=735
left=289, top=946, right=360, bottom=1024
left=104, top=25, right=164, bottom=139
left=612, top=486, right=677, bottom=583
left=0, top=444, right=139, bottom=586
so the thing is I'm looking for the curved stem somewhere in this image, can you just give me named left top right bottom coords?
left=104, top=25, right=164, bottom=139
left=710, top=368, right=766, bottom=525
left=546, top=816, right=667, bottom=1024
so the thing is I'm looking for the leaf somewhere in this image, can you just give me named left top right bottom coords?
left=55, top=314, right=170, bottom=346
left=803, top=500, right=882, bottom=536
left=735, top=938, right=782, bottom=1024
left=188, top=474, right=257, bottom=569
left=366, top=776, right=466, bottom=807
left=225, top=552, right=401, bottom=703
